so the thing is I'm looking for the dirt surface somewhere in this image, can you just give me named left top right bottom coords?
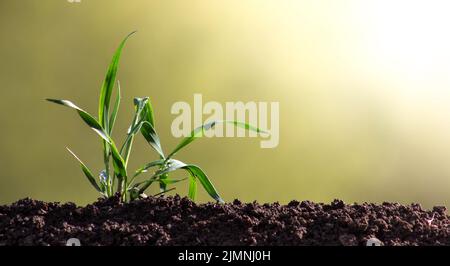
left=0, top=195, right=448, bottom=246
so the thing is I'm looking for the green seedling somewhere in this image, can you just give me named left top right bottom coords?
left=47, top=32, right=267, bottom=202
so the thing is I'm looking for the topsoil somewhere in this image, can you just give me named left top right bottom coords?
left=0, top=195, right=448, bottom=246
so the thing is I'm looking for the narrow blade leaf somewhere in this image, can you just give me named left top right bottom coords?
left=141, top=121, right=164, bottom=158
left=183, top=165, right=223, bottom=203
left=167, top=120, right=267, bottom=159
left=188, top=175, right=197, bottom=201
left=109, top=140, right=127, bottom=178
left=159, top=177, right=187, bottom=185
left=109, top=81, right=121, bottom=134
left=142, top=99, right=155, bottom=128
left=151, top=159, right=223, bottom=203
left=120, top=97, right=149, bottom=165
left=133, top=159, right=165, bottom=178
left=98, top=31, right=136, bottom=131
left=46, top=99, right=110, bottom=143
left=66, top=148, right=102, bottom=193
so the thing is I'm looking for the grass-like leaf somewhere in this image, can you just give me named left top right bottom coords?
left=142, top=99, right=155, bottom=128
left=121, top=97, right=149, bottom=165
left=110, top=140, right=127, bottom=178
left=188, top=175, right=197, bottom=201
left=167, top=120, right=267, bottom=159
left=66, top=148, right=102, bottom=193
left=108, top=81, right=121, bottom=134
left=141, top=121, right=164, bottom=158
left=159, top=177, right=187, bottom=186
left=145, top=159, right=223, bottom=202
left=46, top=99, right=110, bottom=143
left=98, top=31, right=136, bottom=131
left=183, top=164, right=223, bottom=203
left=133, top=159, right=165, bottom=179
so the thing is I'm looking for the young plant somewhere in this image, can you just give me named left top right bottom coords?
left=47, top=32, right=266, bottom=203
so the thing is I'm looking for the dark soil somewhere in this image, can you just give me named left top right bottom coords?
left=0, top=195, right=448, bottom=246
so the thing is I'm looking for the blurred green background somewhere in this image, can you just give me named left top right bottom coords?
left=1, top=0, right=450, bottom=208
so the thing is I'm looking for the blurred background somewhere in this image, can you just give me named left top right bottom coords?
left=1, top=0, right=450, bottom=208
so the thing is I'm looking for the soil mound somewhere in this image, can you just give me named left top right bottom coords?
left=0, top=196, right=448, bottom=245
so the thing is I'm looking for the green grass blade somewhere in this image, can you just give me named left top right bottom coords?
left=167, top=120, right=267, bottom=159
left=98, top=31, right=136, bottom=132
left=151, top=159, right=223, bottom=202
left=141, top=121, right=164, bottom=158
left=128, top=159, right=165, bottom=191
left=66, top=148, right=102, bottom=193
left=109, top=81, right=121, bottom=134
left=110, top=140, right=127, bottom=178
left=183, top=165, right=223, bottom=203
left=142, top=99, right=155, bottom=128
left=46, top=99, right=110, bottom=143
left=226, top=120, right=268, bottom=134
left=120, top=97, right=148, bottom=165
left=188, top=175, right=197, bottom=201
left=159, top=177, right=187, bottom=186
left=133, top=160, right=165, bottom=178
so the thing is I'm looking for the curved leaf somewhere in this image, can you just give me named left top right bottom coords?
left=183, top=165, right=223, bottom=203
left=66, top=148, right=102, bottom=193
left=110, top=140, right=127, bottom=178
left=142, top=99, right=155, bottom=128
left=188, top=175, right=197, bottom=201
left=167, top=120, right=267, bottom=159
left=99, top=31, right=136, bottom=132
left=159, top=177, right=187, bottom=186
left=141, top=121, right=164, bottom=158
left=121, top=97, right=149, bottom=165
left=144, top=159, right=223, bottom=202
left=46, top=99, right=110, bottom=143
left=133, top=159, right=165, bottom=178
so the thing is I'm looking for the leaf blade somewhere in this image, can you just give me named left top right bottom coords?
left=98, top=31, right=136, bottom=131
left=108, top=81, right=121, bottom=134
left=141, top=121, right=164, bottom=158
left=66, top=148, right=102, bottom=193
left=46, top=99, right=110, bottom=143
left=142, top=99, right=155, bottom=128
left=188, top=175, right=197, bottom=201
left=148, top=159, right=223, bottom=202
left=184, top=165, right=223, bottom=203
left=167, top=120, right=267, bottom=159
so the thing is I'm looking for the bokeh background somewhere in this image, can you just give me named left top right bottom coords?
left=1, top=0, right=450, bottom=208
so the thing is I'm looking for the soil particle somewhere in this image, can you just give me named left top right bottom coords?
left=0, top=196, right=449, bottom=246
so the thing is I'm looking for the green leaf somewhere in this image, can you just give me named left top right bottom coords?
left=151, top=159, right=223, bottom=203
left=167, top=120, right=267, bottom=159
left=110, top=141, right=127, bottom=178
left=98, top=31, right=136, bottom=132
left=141, top=121, right=164, bottom=158
left=184, top=164, right=223, bottom=203
left=159, top=177, right=187, bottom=185
left=109, top=81, right=121, bottom=134
left=133, top=159, right=165, bottom=178
left=120, top=97, right=149, bottom=165
left=188, top=175, right=197, bottom=201
left=128, top=159, right=165, bottom=190
left=142, top=99, right=155, bottom=128
left=66, top=148, right=102, bottom=193
left=46, top=99, right=110, bottom=143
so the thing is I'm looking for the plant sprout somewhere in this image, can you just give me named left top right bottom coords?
left=46, top=32, right=266, bottom=203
